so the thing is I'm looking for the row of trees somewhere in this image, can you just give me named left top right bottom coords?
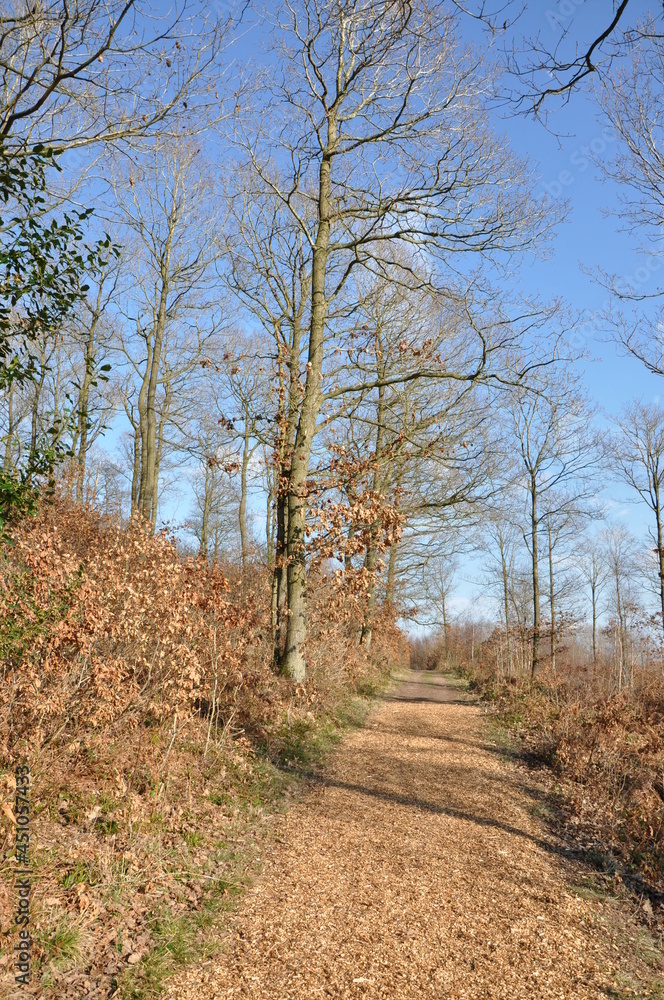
left=409, top=6, right=664, bottom=683
left=3, top=2, right=664, bottom=682
left=403, top=382, right=664, bottom=685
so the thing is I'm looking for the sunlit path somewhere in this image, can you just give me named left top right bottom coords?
left=169, top=673, right=619, bottom=1000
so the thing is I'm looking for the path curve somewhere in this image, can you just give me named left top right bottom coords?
left=170, top=672, right=620, bottom=999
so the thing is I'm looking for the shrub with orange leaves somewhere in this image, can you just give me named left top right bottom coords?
left=443, top=623, right=664, bottom=889
left=0, top=498, right=258, bottom=753
left=0, top=496, right=407, bottom=762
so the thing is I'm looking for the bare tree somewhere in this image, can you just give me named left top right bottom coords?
left=422, top=550, right=460, bottom=649
left=509, top=376, right=599, bottom=676
left=508, top=0, right=654, bottom=117
left=0, top=0, right=227, bottom=149
left=578, top=536, right=609, bottom=665
left=67, top=271, right=119, bottom=502
left=607, top=400, right=664, bottom=636
left=543, top=504, right=585, bottom=672
left=202, top=339, right=273, bottom=569
left=187, top=429, right=242, bottom=563
left=113, top=140, right=224, bottom=528
left=485, top=513, right=522, bottom=675
left=602, top=523, right=642, bottom=691
left=323, top=271, right=526, bottom=646
left=591, top=30, right=664, bottom=375
left=233, top=0, right=553, bottom=679
left=222, top=183, right=313, bottom=656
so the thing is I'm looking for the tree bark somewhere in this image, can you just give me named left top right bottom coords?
left=30, top=363, right=46, bottom=457
left=266, top=482, right=275, bottom=570
left=386, top=540, right=398, bottom=605
left=150, top=380, right=171, bottom=527
left=139, top=272, right=169, bottom=528
left=273, top=310, right=304, bottom=666
left=74, top=288, right=103, bottom=504
left=499, top=535, right=512, bottom=676
left=273, top=490, right=289, bottom=661
left=591, top=577, right=598, bottom=665
left=530, top=477, right=541, bottom=678
left=135, top=338, right=151, bottom=517
left=655, top=481, right=664, bottom=639
left=281, top=113, right=336, bottom=681
left=130, top=418, right=141, bottom=516
left=199, top=464, right=212, bottom=560
left=239, top=406, right=251, bottom=569
left=547, top=520, right=556, bottom=672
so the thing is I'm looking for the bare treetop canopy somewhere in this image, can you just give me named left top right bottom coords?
left=0, top=0, right=228, bottom=148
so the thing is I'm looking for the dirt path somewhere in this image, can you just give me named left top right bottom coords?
left=169, top=672, right=626, bottom=999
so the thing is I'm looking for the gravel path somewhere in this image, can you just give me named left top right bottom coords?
left=169, top=672, right=622, bottom=999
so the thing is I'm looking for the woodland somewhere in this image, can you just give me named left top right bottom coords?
left=1, top=1, right=664, bottom=996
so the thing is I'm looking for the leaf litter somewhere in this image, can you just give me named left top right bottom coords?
left=170, top=672, right=662, bottom=999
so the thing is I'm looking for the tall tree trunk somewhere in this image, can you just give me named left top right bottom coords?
left=239, top=408, right=251, bottom=569
left=4, top=382, right=14, bottom=472
left=360, top=329, right=386, bottom=648
left=499, top=536, right=512, bottom=676
left=199, top=465, right=212, bottom=560
left=150, top=381, right=171, bottom=528
left=386, top=540, right=398, bottom=605
left=273, top=312, right=303, bottom=666
left=547, top=522, right=556, bottom=672
left=281, top=115, right=336, bottom=681
left=273, top=491, right=289, bottom=662
left=135, top=340, right=151, bottom=517
left=74, top=289, right=102, bottom=504
left=139, top=259, right=170, bottom=528
left=30, top=370, right=46, bottom=456
left=283, top=422, right=316, bottom=681
left=266, top=482, right=275, bottom=569
left=615, top=571, right=624, bottom=691
left=591, top=579, right=598, bottom=665
left=130, top=419, right=141, bottom=516
left=530, top=479, right=541, bottom=677
left=655, top=483, right=664, bottom=639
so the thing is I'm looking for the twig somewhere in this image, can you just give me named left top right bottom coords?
left=204, top=626, right=219, bottom=761
left=159, top=710, right=178, bottom=786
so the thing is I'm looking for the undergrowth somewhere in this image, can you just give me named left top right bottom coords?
left=455, top=662, right=664, bottom=897
left=0, top=499, right=407, bottom=998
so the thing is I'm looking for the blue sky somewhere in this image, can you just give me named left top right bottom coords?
left=435, top=2, right=663, bottom=620
left=495, top=2, right=658, bottom=413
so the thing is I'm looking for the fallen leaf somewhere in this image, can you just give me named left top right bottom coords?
left=1, top=802, right=16, bottom=825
